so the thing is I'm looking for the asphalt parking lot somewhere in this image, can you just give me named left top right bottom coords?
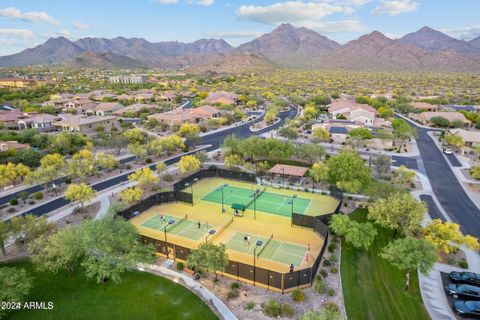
left=441, top=272, right=477, bottom=320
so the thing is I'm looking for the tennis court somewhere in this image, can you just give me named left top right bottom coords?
left=225, top=232, right=307, bottom=267
left=141, top=214, right=210, bottom=241
left=202, top=185, right=311, bottom=217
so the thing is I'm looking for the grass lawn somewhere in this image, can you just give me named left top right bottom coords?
left=4, top=261, right=217, bottom=320
left=340, top=208, right=429, bottom=320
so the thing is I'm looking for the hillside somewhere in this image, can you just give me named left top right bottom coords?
left=63, top=51, right=147, bottom=69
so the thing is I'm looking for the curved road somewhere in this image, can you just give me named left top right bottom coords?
left=411, top=122, right=480, bottom=238
left=17, top=107, right=298, bottom=218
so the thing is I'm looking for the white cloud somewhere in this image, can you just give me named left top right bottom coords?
left=56, top=29, right=71, bottom=38
left=299, top=19, right=368, bottom=33
left=195, top=0, right=214, bottom=6
left=0, top=7, right=58, bottom=25
left=73, top=22, right=91, bottom=30
left=207, top=31, right=264, bottom=38
left=441, top=25, right=480, bottom=41
left=236, top=1, right=353, bottom=25
left=373, top=0, right=418, bottom=16
left=0, top=28, right=34, bottom=38
left=155, top=0, right=179, bottom=4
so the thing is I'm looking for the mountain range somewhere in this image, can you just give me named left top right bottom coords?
left=2, top=24, right=480, bottom=72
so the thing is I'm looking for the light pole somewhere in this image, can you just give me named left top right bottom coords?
left=164, top=219, right=175, bottom=258
left=185, top=178, right=198, bottom=206
left=282, top=167, right=285, bottom=187
left=288, top=194, right=297, bottom=227
left=217, top=183, right=229, bottom=213
left=253, top=240, right=263, bottom=286
left=253, top=189, right=260, bottom=220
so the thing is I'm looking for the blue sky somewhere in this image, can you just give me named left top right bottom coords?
left=0, top=0, right=480, bottom=55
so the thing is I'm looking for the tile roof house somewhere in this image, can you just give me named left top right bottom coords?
left=415, top=112, right=471, bottom=125
left=113, top=103, right=157, bottom=117
left=55, top=115, right=119, bottom=136
left=411, top=102, right=438, bottom=112
left=0, top=110, right=29, bottom=129
left=0, top=141, right=30, bottom=152
left=204, top=91, right=238, bottom=105
left=87, top=102, right=125, bottom=116
left=328, top=99, right=377, bottom=125
left=147, top=105, right=220, bottom=127
left=18, top=113, right=60, bottom=132
left=449, top=128, right=480, bottom=147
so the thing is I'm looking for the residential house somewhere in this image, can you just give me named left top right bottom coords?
left=0, top=78, right=45, bottom=88
left=88, top=102, right=125, bottom=116
left=328, top=99, right=376, bottom=125
left=17, top=113, right=60, bottom=132
left=449, top=129, right=480, bottom=148
left=415, top=112, right=471, bottom=126
left=204, top=91, right=238, bottom=105
left=62, top=99, right=97, bottom=114
left=55, top=115, right=119, bottom=136
left=113, top=103, right=157, bottom=117
left=147, top=105, right=220, bottom=127
left=134, top=93, right=154, bottom=102
left=0, top=110, right=30, bottom=129
left=411, top=102, right=438, bottom=112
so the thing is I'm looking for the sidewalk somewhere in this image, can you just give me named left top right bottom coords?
left=137, top=263, right=237, bottom=320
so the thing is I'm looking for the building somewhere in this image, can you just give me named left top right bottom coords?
left=328, top=99, right=376, bottom=125
left=62, top=99, right=97, bottom=114
left=0, top=110, right=29, bottom=129
left=411, top=102, right=439, bottom=112
left=113, top=103, right=157, bottom=117
left=148, top=105, right=220, bottom=127
left=415, top=112, right=471, bottom=126
left=17, top=114, right=60, bottom=132
left=204, top=91, right=238, bottom=105
left=449, top=129, right=480, bottom=148
left=55, top=116, right=119, bottom=136
left=88, top=102, right=125, bottom=116
left=109, top=75, right=147, bottom=84
left=0, top=78, right=46, bottom=88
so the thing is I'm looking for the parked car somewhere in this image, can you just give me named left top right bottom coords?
left=450, top=272, right=480, bottom=286
left=446, top=283, right=480, bottom=300
left=453, top=300, right=480, bottom=318
left=444, top=148, right=454, bottom=155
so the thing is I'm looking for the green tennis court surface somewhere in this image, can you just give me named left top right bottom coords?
left=141, top=214, right=210, bottom=241
left=202, top=185, right=311, bottom=217
left=225, top=232, right=307, bottom=267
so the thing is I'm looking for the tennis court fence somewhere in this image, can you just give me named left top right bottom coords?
left=117, top=191, right=193, bottom=220
left=173, top=168, right=256, bottom=191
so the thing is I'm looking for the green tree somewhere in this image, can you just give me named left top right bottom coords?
left=392, top=165, right=416, bottom=186
left=430, top=116, right=450, bottom=128
left=295, top=144, right=326, bottom=165
left=128, top=167, right=159, bottom=190
left=178, top=123, right=201, bottom=146
left=329, top=214, right=376, bottom=250
left=178, top=155, right=201, bottom=175
left=348, top=128, right=373, bottom=140
left=123, top=128, right=145, bottom=144
left=67, top=149, right=96, bottom=182
left=186, top=242, right=229, bottom=281
left=327, top=150, right=371, bottom=193
left=9, top=214, right=54, bottom=248
left=313, top=127, right=330, bottom=142
left=392, top=119, right=417, bottom=147
left=0, top=267, right=32, bottom=319
left=31, top=216, right=155, bottom=283
left=374, top=154, right=391, bottom=176
left=310, top=162, right=329, bottom=185
left=368, top=193, right=426, bottom=236
left=381, top=237, right=438, bottom=291
left=444, top=133, right=464, bottom=150
left=119, top=186, right=143, bottom=206
left=422, top=219, right=480, bottom=254
left=128, top=143, right=148, bottom=162
left=64, top=183, right=97, bottom=209
left=96, top=153, right=119, bottom=171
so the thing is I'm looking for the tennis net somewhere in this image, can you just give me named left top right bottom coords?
left=246, top=187, right=267, bottom=208
left=257, top=233, right=273, bottom=258
left=208, top=217, right=233, bottom=243
left=166, top=214, right=188, bottom=232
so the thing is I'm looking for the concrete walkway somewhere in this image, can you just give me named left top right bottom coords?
left=137, top=263, right=237, bottom=320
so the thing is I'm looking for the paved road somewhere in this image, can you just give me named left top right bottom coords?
left=445, top=153, right=462, bottom=167
left=18, top=107, right=297, bottom=218
left=412, top=123, right=480, bottom=237
left=419, top=194, right=446, bottom=222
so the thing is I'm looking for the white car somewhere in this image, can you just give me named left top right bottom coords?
left=444, top=148, right=454, bottom=155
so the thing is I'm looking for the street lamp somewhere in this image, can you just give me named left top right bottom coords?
left=164, top=219, right=175, bottom=258
left=185, top=178, right=198, bottom=206
left=216, top=183, right=229, bottom=213
left=288, top=194, right=297, bottom=227
left=206, top=229, right=216, bottom=243
left=253, top=240, right=263, bottom=286
left=253, top=188, right=260, bottom=220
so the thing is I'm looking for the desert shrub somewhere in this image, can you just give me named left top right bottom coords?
left=281, top=303, right=294, bottom=318
left=331, top=267, right=338, bottom=274
left=176, top=262, right=184, bottom=271
left=28, top=200, right=35, bottom=205
left=459, top=259, right=469, bottom=269
left=324, top=302, right=340, bottom=313
left=10, top=198, right=18, bottom=206
left=230, top=282, right=240, bottom=290
left=245, top=302, right=255, bottom=310
left=227, top=289, right=240, bottom=300
left=446, top=255, right=456, bottom=265
left=328, top=288, right=336, bottom=296
left=263, top=300, right=282, bottom=317
left=329, top=254, right=338, bottom=262
left=328, top=243, right=336, bottom=253
left=314, top=279, right=326, bottom=294
left=34, top=191, right=43, bottom=200
left=291, top=289, right=306, bottom=302
left=65, top=177, right=72, bottom=184
left=320, top=269, right=328, bottom=277
left=7, top=207, right=15, bottom=213
left=163, top=174, right=173, bottom=182
left=322, top=259, right=331, bottom=267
